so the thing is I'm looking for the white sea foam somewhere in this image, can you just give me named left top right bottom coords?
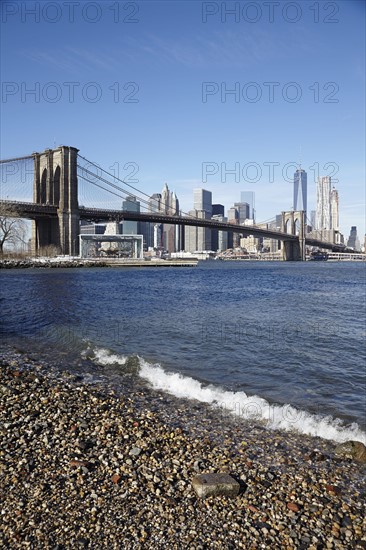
left=91, top=347, right=128, bottom=366
left=138, top=357, right=366, bottom=445
left=87, top=347, right=366, bottom=444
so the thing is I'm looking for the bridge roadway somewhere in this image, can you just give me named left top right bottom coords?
left=0, top=200, right=348, bottom=252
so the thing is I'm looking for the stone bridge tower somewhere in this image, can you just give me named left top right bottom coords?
left=281, top=210, right=306, bottom=261
left=32, top=146, right=79, bottom=255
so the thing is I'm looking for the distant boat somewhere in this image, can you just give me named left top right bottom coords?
left=309, top=250, right=328, bottom=261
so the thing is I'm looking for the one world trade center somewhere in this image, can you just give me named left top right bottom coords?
left=293, top=168, right=307, bottom=212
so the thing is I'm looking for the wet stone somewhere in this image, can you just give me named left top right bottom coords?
left=287, top=502, right=301, bottom=512
left=111, top=474, right=121, bottom=484
left=129, top=447, right=142, bottom=457
left=192, top=473, right=240, bottom=499
left=335, top=441, right=366, bottom=463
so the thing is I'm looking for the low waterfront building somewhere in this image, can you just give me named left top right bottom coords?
left=79, top=234, right=143, bottom=259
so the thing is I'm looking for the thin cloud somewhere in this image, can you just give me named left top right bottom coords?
left=137, top=29, right=287, bottom=68
left=20, top=47, right=119, bottom=74
left=21, top=27, right=294, bottom=73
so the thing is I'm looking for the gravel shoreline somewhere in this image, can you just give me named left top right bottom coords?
left=1, top=348, right=365, bottom=549
left=0, top=259, right=108, bottom=269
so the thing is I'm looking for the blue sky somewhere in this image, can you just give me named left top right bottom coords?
left=1, top=0, right=365, bottom=237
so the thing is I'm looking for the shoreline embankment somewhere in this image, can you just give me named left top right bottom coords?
left=0, top=258, right=198, bottom=269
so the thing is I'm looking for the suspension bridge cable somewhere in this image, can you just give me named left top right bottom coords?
left=78, top=168, right=109, bottom=207
left=79, top=165, right=185, bottom=216
left=304, top=213, right=322, bottom=238
left=77, top=155, right=197, bottom=219
left=78, top=155, right=281, bottom=228
left=253, top=216, right=277, bottom=226
left=77, top=166, right=153, bottom=212
left=0, top=157, right=34, bottom=202
left=79, top=165, right=143, bottom=200
left=78, top=154, right=150, bottom=198
left=78, top=175, right=127, bottom=202
left=0, top=155, right=34, bottom=164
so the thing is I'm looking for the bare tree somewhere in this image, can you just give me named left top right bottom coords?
left=0, top=204, right=28, bottom=254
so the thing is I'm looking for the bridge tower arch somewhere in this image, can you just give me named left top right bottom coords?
left=32, top=146, right=79, bottom=255
left=281, top=210, right=306, bottom=261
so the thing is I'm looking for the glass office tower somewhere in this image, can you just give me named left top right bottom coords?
left=293, top=169, right=307, bottom=212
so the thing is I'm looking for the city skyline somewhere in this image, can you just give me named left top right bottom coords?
left=1, top=1, right=364, bottom=237
left=145, top=177, right=348, bottom=233
left=141, top=180, right=359, bottom=252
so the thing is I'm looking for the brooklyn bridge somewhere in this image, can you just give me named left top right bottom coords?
left=0, top=145, right=350, bottom=260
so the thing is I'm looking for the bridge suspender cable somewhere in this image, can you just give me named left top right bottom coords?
left=77, top=154, right=198, bottom=220
left=78, top=174, right=127, bottom=201
left=78, top=154, right=154, bottom=201
left=78, top=166, right=158, bottom=213
left=78, top=158, right=185, bottom=217
left=0, top=155, right=34, bottom=163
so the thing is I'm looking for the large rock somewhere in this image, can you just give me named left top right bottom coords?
left=335, top=441, right=366, bottom=463
left=192, top=473, right=240, bottom=499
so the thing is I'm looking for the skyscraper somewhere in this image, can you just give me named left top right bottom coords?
left=316, top=176, right=331, bottom=230
left=211, top=214, right=228, bottom=251
left=161, top=184, right=180, bottom=252
left=211, top=205, right=226, bottom=251
left=148, top=184, right=180, bottom=252
left=161, top=183, right=179, bottom=215
left=122, top=196, right=140, bottom=235
left=310, top=210, right=316, bottom=230
left=148, top=193, right=161, bottom=213
left=212, top=204, right=225, bottom=216
left=241, top=191, right=255, bottom=220
left=330, top=187, right=339, bottom=230
left=347, top=226, right=360, bottom=250
left=227, top=206, right=239, bottom=248
left=185, top=189, right=212, bottom=252
left=194, top=188, right=212, bottom=215
left=234, top=202, right=250, bottom=223
left=146, top=193, right=162, bottom=250
left=293, top=169, right=307, bottom=212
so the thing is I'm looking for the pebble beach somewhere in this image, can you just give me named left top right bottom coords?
left=1, top=347, right=365, bottom=549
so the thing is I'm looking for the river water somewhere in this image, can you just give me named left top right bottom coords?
left=1, top=261, right=365, bottom=443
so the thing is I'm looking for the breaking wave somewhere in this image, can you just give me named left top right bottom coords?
left=89, top=347, right=366, bottom=444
